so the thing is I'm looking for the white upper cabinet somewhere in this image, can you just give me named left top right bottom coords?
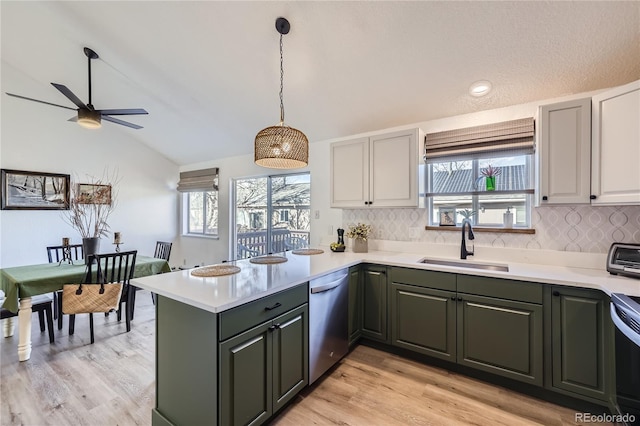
left=330, top=128, right=422, bottom=208
left=538, top=98, right=591, bottom=204
left=591, top=79, right=640, bottom=205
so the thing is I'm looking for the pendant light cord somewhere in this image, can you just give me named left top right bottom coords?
left=279, top=33, right=285, bottom=124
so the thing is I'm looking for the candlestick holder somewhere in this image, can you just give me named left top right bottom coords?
left=113, top=242, right=123, bottom=253
left=58, top=244, right=74, bottom=266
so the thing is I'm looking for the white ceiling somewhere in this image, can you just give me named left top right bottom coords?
left=2, top=1, right=639, bottom=166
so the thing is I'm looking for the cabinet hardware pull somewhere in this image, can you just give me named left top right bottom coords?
left=273, top=323, right=280, bottom=329
left=457, top=297, right=463, bottom=301
left=590, top=195, right=597, bottom=200
left=268, top=325, right=277, bottom=331
left=552, top=291, right=560, bottom=297
left=542, top=196, right=548, bottom=201
left=264, top=302, right=282, bottom=311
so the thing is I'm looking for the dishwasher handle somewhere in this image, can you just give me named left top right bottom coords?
left=310, top=274, right=348, bottom=294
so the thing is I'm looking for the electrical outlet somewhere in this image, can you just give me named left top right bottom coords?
left=314, top=210, right=320, bottom=219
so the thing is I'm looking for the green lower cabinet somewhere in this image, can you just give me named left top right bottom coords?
left=549, top=287, right=610, bottom=402
left=348, top=266, right=362, bottom=346
left=361, top=265, right=388, bottom=342
left=390, top=282, right=456, bottom=361
left=457, top=293, right=543, bottom=386
left=220, top=304, right=308, bottom=426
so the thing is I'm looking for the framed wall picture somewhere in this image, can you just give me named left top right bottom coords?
left=439, top=208, right=456, bottom=226
left=1, top=169, right=70, bottom=210
left=76, top=183, right=112, bottom=205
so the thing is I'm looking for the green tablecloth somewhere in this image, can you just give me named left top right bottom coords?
left=0, top=255, right=171, bottom=313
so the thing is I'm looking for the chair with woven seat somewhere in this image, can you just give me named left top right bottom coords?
left=65, top=250, right=137, bottom=344
left=1, top=294, right=55, bottom=344
left=46, top=243, right=84, bottom=330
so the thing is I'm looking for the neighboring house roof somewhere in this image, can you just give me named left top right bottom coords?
left=431, top=164, right=527, bottom=193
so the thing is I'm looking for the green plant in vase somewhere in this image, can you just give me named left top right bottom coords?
left=479, top=164, right=501, bottom=191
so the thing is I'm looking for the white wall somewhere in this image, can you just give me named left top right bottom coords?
left=176, top=84, right=640, bottom=264
left=1, top=67, right=179, bottom=267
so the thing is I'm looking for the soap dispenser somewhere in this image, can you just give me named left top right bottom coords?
left=503, top=207, right=513, bottom=228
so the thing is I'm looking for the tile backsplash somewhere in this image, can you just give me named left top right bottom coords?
left=342, top=205, right=640, bottom=253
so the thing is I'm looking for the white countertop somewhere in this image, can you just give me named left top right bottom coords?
left=131, top=248, right=640, bottom=314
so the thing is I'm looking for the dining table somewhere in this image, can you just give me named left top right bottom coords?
left=0, top=255, right=171, bottom=361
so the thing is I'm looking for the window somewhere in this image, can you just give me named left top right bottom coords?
left=424, top=118, right=535, bottom=228
left=178, top=168, right=219, bottom=237
left=426, top=155, right=533, bottom=227
left=232, top=173, right=310, bottom=259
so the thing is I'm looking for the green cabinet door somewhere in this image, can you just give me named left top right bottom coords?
left=550, top=287, right=610, bottom=401
left=348, top=266, right=362, bottom=346
left=272, top=304, right=308, bottom=413
left=390, top=282, right=456, bottom=361
left=457, top=293, right=543, bottom=386
left=220, top=321, right=273, bottom=426
left=361, top=265, right=388, bottom=342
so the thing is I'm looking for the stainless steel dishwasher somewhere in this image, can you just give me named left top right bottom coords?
left=309, top=268, right=349, bottom=384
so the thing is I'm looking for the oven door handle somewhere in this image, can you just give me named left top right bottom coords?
left=610, top=302, right=640, bottom=347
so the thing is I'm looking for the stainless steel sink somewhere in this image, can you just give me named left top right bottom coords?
left=418, top=257, right=509, bottom=272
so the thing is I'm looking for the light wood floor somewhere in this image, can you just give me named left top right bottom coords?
left=2, top=291, right=611, bottom=426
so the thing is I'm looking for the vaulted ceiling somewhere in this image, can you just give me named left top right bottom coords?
left=2, top=1, right=639, bottom=165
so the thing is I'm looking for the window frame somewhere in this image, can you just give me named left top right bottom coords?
left=426, top=154, right=534, bottom=228
left=182, top=190, right=219, bottom=238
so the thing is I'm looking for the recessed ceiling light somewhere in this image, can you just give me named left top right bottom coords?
left=469, top=80, right=492, bottom=97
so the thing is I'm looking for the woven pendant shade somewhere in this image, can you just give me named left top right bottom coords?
left=255, top=17, right=308, bottom=170
left=255, top=123, right=308, bottom=169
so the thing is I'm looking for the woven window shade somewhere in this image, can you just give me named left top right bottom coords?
left=424, top=117, right=535, bottom=161
left=177, top=168, right=219, bottom=192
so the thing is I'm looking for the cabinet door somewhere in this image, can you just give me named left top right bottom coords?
left=550, top=287, right=610, bottom=401
left=591, top=79, right=640, bottom=205
left=348, top=266, right=362, bottom=346
left=272, top=304, right=308, bottom=413
left=220, top=322, right=273, bottom=426
left=538, top=98, right=591, bottom=204
left=361, top=266, right=388, bottom=342
left=457, top=293, right=543, bottom=386
left=330, top=137, right=369, bottom=208
left=370, top=129, right=419, bottom=207
left=390, top=282, right=456, bottom=361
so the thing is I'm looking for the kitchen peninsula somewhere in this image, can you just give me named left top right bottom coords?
left=132, top=246, right=640, bottom=425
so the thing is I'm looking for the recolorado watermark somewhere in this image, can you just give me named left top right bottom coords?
left=575, top=412, right=636, bottom=423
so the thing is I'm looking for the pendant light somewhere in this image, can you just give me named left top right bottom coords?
left=255, top=17, right=309, bottom=169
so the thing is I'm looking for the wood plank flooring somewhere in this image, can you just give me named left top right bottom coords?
left=1, top=292, right=611, bottom=425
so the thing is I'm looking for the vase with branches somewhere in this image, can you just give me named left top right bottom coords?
left=475, top=164, right=501, bottom=191
left=63, top=171, right=118, bottom=263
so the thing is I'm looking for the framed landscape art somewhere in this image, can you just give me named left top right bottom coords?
left=76, top=183, right=112, bottom=204
left=1, top=169, right=70, bottom=210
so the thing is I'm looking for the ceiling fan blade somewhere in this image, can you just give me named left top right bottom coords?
left=5, top=92, right=77, bottom=111
left=51, top=83, right=87, bottom=109
left=96, top=108, right=148, bottom=116
left=102, top=115, right=143, bottom=129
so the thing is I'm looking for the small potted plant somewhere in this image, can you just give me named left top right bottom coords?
left=346, top=223, right=372, bottom=253
left=479, top=164, right=501, bottom=191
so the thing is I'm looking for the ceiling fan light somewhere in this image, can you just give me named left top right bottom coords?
left=77, top=109, right=101, bottom=129
left=255, top=124, right=308, bottom=169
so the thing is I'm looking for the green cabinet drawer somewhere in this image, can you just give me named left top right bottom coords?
left=390, top=267, right=456, bottom=291
left=219, top=284, right=308, bottom=341
left=457, top=275, right=542, bottom=304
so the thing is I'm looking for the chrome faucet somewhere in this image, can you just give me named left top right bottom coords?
left=461, top=218, right=475, bottom=259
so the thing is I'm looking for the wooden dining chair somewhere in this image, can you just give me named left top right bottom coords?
left=154, top=241, right=172, bottom=262
left=46, top=244, right=84, bottom=329
left=150, top=241, right=172, bottom=305
left=66, top=250, right=138, bottom=343
left=0, top=294, right=55, bottom=344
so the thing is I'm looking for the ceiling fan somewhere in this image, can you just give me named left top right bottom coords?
left=6, top=47, right=148, bottom=129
